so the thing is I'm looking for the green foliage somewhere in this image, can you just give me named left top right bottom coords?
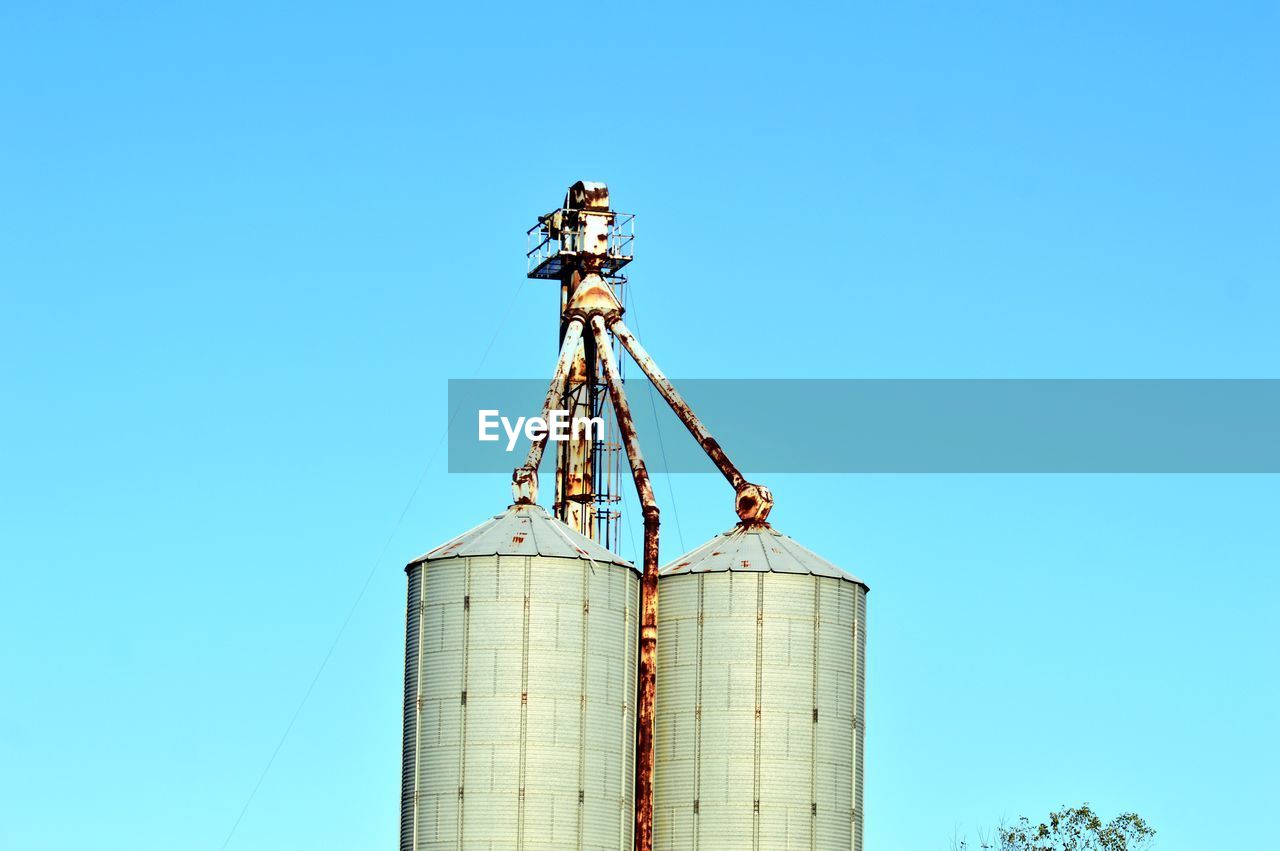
left=953, top=804, right=1156, bottom=851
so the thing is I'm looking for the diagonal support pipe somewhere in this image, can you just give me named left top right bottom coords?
left=511, top=317, right=586, bottom=505
left=610, top=318, right=773, bottom=525
left=590, top=314, right=659, bottom=851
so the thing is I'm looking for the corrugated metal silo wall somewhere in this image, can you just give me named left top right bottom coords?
left=654, top=572, right=867, bottom=851
left=401, top=554, right=639, bottom=850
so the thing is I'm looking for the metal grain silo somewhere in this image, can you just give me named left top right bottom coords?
left=401, top=504, right=640, bottom=851
left=653, top=523, right=868, bottom=851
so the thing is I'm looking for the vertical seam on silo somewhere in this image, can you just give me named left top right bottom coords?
left=416, top=568, right=427, bottom=851
left=578, top=554, right=590, bottom=848
left=753, top=572, right=763, bottom=851
left=457, top=559, right=471, bottom=851
left=619, top=570, right=634, bottom=849
left=854, top=589, right=866, bottom=851
left=518, top=556, right=531, bottom=848
left=694, top=574, right=705, bottom=850
left=410, top=566, right=426, bottom=851
left=810, top=577, right=820, bottom=851
left=850, top=586, right=857, bottom=850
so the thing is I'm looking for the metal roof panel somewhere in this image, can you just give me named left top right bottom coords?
left=409, top=504, right=637, bottom=570
left=660, top=523, right=867, bottom=588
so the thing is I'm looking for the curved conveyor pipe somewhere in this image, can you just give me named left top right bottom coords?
left=609, top=318, right=772, bottom=525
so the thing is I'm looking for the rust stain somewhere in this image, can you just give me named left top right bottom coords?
left=566, top=180, right=611, bottom=211
left=428, top=541, right=464, bottom=558
left=589, top=314, right=659, bottom=851
left=635, top=513, right=659, bottom=851
left=734, top=482, right=774, bottom=526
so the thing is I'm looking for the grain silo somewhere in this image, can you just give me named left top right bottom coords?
left=398, top=181, right=871, bottom=851
left=653, top=523, right=868, bottom=851
left=400, top=504, right=640, bottom=850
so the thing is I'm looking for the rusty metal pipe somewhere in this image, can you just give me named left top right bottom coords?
left=511, top=317, right=585, bottom=505
left=609, top=318, right=773, bottom=525
left=590, top=314, right=658, bottom=851
left=609, top=319, right=744, bottom=490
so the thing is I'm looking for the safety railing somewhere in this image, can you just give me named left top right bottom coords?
left=527, top=211, right=635, bottom=279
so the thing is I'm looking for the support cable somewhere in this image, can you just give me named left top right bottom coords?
left=622, top=295, right=686, bottom=554
left=220, top=278, right=527, bottom=849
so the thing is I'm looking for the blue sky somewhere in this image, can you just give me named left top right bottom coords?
left=1, top=2, right=1276, bottom=849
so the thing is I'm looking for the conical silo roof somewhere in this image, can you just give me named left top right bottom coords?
left=408, top=503, right=636, bottom=570
left=660, top=522, right=867, bottom=588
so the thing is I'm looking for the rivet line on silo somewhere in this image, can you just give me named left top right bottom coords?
left=753, top=572, right=764, bottom=851
left=517, top=556, right=531, bottom=847
left=694, top=573, right=705, bottom=849
left=618, top=568, right=636, bottom=849
left=410, top=566, right=426, bottom=851
left=578, top=553, right=591, bottom=848
left=810, top=575, right=821, bottom=851
left=850, top=584, right=858, bottom=838
left=456, top=560, right=472, bottom=847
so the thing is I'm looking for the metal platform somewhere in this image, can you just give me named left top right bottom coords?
left=527, top=209, right=635, bottom=279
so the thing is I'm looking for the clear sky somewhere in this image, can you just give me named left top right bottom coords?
left=2, top=2, right=1276, bottom=849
